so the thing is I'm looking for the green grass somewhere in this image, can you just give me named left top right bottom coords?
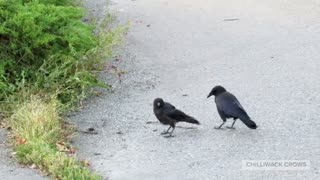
left=10, top=97, right=100, bottom=179
left=0, top=0, right=128, bottom=179
left=0, top=0, right=127, bottom=111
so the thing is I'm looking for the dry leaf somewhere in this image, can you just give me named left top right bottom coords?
left=81, top=160, right=90, bottom=167
left=56, top=141, right=69, bottom=152
left=17, top=137, right=27, bottom=145
left=30, top=164, right=37, bottom=169
left=56, top=141, right=75, bottom=154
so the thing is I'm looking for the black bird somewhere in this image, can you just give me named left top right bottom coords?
left=207, top=86, right=257, bottom=129
left=153, top=98, right=200, bottom=137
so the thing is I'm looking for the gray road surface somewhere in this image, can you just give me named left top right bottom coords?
left=0, top=129, right=45, bottom=180
left=72, top=0, right=320, bottom=179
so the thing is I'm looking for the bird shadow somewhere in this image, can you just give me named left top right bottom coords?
left=176, top=126, right=198, bottom=130
left=214, top=127, right=263, bottom=144
left=146, top=121, right=158, bottom=124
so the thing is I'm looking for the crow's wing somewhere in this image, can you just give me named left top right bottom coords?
left=167, top=108, right=190, bottom=121
left=215, top=92, right=248, bottom=118
left=162, top=103, right=189, bottom=121
left=162, top=102, right=199, bottom=124
left=163, top=102, right=187, bottom=120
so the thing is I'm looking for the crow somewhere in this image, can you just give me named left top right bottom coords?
left=207, top=86, right=257, bottom=129
left=153, top=98, right=200, bottom=137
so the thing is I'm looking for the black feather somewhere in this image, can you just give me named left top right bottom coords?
left=208, top=86, right=257, bottom=129
left=153, top=98, right=200, bottom=137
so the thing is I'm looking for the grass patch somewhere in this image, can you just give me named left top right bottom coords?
left=10, top=96, right=100, bottom=179
left=0, top=0, right=128, bottom=179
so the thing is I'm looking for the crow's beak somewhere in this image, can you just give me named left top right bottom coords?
left=207, top=94, right=212, bottom=98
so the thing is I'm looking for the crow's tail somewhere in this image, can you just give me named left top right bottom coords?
left=182, top=117, right=200, bottom=125
left=236, top=107, right=257, bottom=129
left=240, top=115, right=257, bottom=129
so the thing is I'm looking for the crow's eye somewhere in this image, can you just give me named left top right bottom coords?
left=157, top=102, right=161, bottom=106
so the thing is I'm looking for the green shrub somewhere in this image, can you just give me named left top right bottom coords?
left=0, top=0, right=126, bottom=178
left=0, top=0, right=125, bottom=110
left=15, top=0, right=73, bottom=6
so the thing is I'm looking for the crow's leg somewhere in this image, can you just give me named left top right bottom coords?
left=227, top=118, right=237, bottom=129
left=214, top=122, right=225, bottom=129
left=160, top=126, right=171, bottom=135
left=164, top=124, right=175, bottom=138
left=215, top=112, right=227, bottom=129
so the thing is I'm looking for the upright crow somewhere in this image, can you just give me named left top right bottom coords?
left=153, top=98, right=200, bottom=137
left=207, top=86, right=257, bottom=129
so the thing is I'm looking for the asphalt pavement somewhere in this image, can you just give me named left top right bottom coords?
left=0, top=129, right=45, bottom=180
left=71, top=0, right=320, bottom=179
